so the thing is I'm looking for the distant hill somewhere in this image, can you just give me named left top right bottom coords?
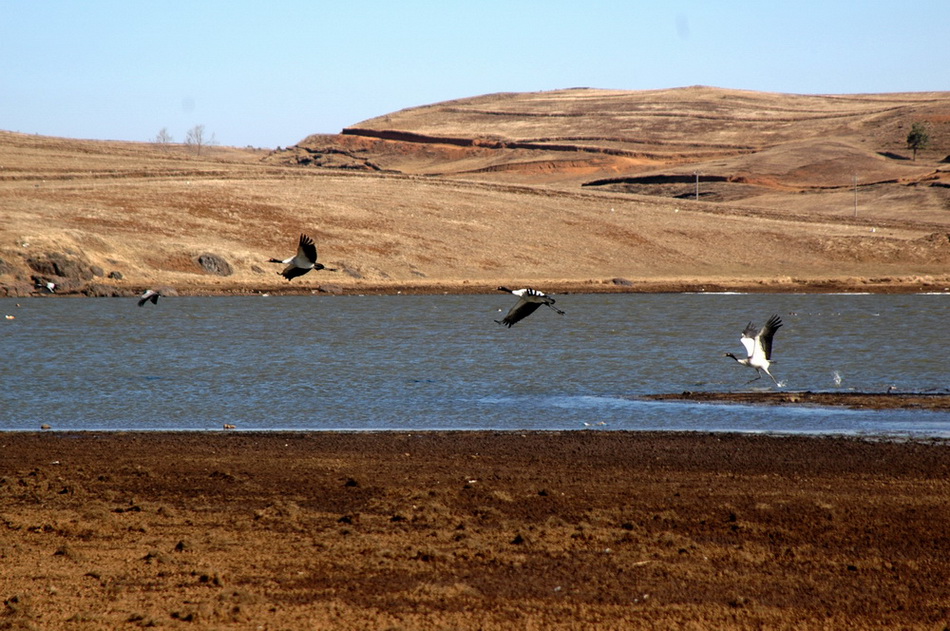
left=270, top=87, right=950, bottom=220
left=2, top=88, right=949, bottom=297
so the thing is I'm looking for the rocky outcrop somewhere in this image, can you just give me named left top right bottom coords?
left=268, top=144, right=384, bottom=171
left=26, top=252, right=99, bottom=281
left=0, top=257, right=16, bottom=276
left=197, top=253, right=233, bottom=276
left=20, top=251, right=107, bottom=295
left=0, top=250, right=132, bottom=296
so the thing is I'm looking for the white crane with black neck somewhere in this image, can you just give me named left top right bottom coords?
left=724, top=314, right=783, bottom=385
left=268, top=233, right=336, bottom=281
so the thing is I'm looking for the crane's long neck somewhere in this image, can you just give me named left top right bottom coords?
left=725, top=353, right=750, bottom=366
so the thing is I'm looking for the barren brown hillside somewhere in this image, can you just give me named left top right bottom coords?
left=2, top=87, right=949, bottom=297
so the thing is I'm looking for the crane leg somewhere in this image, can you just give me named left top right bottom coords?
left=745, top=371, right=762, bottom=384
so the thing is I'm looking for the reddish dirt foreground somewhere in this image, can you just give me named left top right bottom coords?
left=1, top=431, right=948, bottom=630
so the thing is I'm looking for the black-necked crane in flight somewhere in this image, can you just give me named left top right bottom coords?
left=724, top=314, right=783, bottom=385
left=494, top=287, right=565, bottom=328
left=268, top=233, right=336, bottom=281
left=137, top=289, right=160, bottom=307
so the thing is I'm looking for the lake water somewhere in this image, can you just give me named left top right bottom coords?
left=2, top=293, right=948, bottom=437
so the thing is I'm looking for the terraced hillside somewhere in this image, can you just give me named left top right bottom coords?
left=276, top=87, right=950, bottom=223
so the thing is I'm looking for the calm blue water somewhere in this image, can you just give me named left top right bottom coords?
left=1, top=293, right=948, bottom=436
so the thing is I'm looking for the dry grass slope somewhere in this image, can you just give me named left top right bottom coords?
left=2, top=87, right=950, bottom=297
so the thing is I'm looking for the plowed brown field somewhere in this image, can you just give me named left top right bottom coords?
left=1, top=432, right=948, bottom=629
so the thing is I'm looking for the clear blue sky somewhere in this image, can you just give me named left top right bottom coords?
left=2, top=1, right=948, bottom=148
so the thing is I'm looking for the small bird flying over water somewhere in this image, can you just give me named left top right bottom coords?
left=268, top=233, right=336, bottom=281
left=137, top=289, right=160, bottom=307
left=495, top=287, right=565, bottom=328
left=724, top=314, right=783, bottom=385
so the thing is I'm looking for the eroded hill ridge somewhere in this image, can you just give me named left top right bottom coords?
left=275, top=86, right=949, bottom=187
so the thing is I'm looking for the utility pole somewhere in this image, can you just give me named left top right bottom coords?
left=694, top=171, right=700, bottom=201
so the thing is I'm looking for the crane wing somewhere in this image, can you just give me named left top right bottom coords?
left=739, top=322, right=757, bottom=358
left=137, top=290, right=159, bottom=307
left=739, top=335, right=756, bottom=358
left=280, top=264, right=312, bottom=280
left=496, top=299, right=542, bottom=328
left=296, top=234, right=317, bottom=266
left=758, top=315, right=783, bottom=360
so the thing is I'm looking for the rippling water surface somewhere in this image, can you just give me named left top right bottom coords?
left=2, top=293, right=948, bottom=436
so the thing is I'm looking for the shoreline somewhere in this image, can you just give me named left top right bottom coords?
left=640, top=390, right=950, bottom=411
left=5, top=275, right=950, bottom=298
left=5, top=429, right=950, bottom=448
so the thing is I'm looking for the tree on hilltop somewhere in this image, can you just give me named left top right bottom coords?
left=153, top=127, right=174, bottom=151
left=906, top=122, right=930, bottom=161
left=185, top=124, right=208, bottom=156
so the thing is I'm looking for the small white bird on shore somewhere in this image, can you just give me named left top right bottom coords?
left=268, top=233, right=336, bottom=281
left=724, top=315, right=783, bottom=385
left=495, top=287, right=565, bottom=328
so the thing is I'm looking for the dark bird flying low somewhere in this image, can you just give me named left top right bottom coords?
left=137, top=289, right=160, bottom=307
left=494, top=286, right=565, bottom=328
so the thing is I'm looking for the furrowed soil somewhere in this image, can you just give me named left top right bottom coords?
left=1, top=431, right=948, bottom=630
